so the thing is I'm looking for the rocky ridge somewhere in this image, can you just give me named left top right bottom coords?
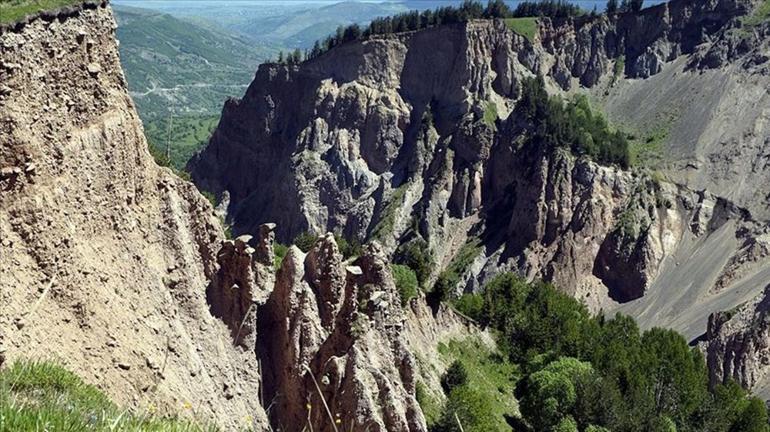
left=188, top=0, right=770, bottom=401
left=190, top=0, right=770, bottom=323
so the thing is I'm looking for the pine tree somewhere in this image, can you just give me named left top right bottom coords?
left=606, top=0, right=618, bottom=14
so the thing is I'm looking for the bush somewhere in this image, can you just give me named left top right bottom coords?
left=433, top=385, right=499, bottom=432
left=397, top=238, right=433, bottom=288
left=518, top=357, right=595, bottom=431
left=391, top=264, right=419, bottom=306
left=453, top=293, right=485, bottom=321
left=293, top=231, right=318, bottom=252
left=334, top=233, right=362, bottom=259
left=441, top=360, right=469, bottom=393
left=415, top=380, right=441, bottom=426
left=274, top=243, right=288, bottom=270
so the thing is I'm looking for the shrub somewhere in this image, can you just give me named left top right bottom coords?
left=433, top=385, right=499, bottom=432
left=518, top=357, right=595, bottom=431
left=397, top=238, right=433, bottom=288
left=453, top=293, right=485, bottom=321
left=391, top=264, right=419, bottom=306
left=415, top=380, right=441, bottom=426
left=335, top=233, right=362, bottom=259
left=293, top=231, right=318, bottom=252
left=274, top=243, right=288, bottom=270
left=441, top=360, right=469, bottom=393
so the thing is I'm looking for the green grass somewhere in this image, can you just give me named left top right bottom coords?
left=742, top=0, right=770, bottom=28
left=144, top=115, right=219, bottom=171
left=415, top=380, right=442, bottom=426
left=483, top=101, right=498, bottom=127
left=627, top=109, right=678, bottom=168
left=0, top=0, right=81, bottom=24
left=0, top=360, right=218, bottom=431
left=437, top=338, right=519, bottom=430
left=504, top=17, right=538, bottom=42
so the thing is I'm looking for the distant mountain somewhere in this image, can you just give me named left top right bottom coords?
left=236, top=1, right=410, bottom=47
left=114, top=5, right=280, bottom=119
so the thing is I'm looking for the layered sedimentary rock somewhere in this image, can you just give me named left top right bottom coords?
left=0, top=3, right=267, bottom=429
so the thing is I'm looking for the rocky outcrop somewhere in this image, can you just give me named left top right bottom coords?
left=0, top=3, right=267, bottom=429
left=706, top=285, right=770, bottom=395
left=189, top=0, right=769, bottom=333
left=256, top=235, right=426, bottom=432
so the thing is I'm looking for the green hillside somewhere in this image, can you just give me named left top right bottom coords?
left=114, top=5, right=279, bottom=119
left=0, top=0, right=81, bottom=24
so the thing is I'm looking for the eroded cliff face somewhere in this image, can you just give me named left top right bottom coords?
left=706, top=282, right=770, bottom=398
left=0, top=3, right=267, bottom=429
left=255, top=236, right=426, bottom=432
left=189, top=0, right=769, bottom=330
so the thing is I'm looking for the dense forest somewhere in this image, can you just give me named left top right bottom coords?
left=431, top=274, right=770, bottom=432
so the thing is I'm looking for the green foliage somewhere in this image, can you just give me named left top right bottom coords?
left=436, top=338, right=519, bottom=431
left=620, top=0, right=644, bottom=13
left=305, top=0, right=583, bottom=61
left=606, top=0, right=618, bottom=15
left=371, top=185, right=408, bottom=241
left=0, top=360, right=218, bottom=431
left=144, top=115, right=219, bottom=171
left=476, top=273, right=770, bottom=432
left=334, top=233, right=362, bottom=259
left=391, top=264, right=419, bottom=306
left=293, top=231, right=318, bottom=252
left=483, top=101, right=499, bottom=126
left=610, top=55, right=626, bottom=86
left=433, top=385, right=501, bottom=432
left=396, top=238, right=433, bottom=288
left=512, top=0, right=583, bottom=18
left=742, top=0, right=770, bottom=28
left=504, top=17, right=539, bottom=41
left=441, top=361, right=469, bottom=393
left=519, top=75, right=631, bottom=168
left=201, top=191, right=217, bottom=208
left=415, top=380, right=442, bottom=426
left=519, top=357, right=594, bottom=431
left=453, top=293, right=485, bottom=321
left=273, top=243, right=288, bottom=271
left=483, top=274, right=594, bottom=363
left=433, top=237, right=482, bottom=301
left=0, top=0, right=81, bottom=24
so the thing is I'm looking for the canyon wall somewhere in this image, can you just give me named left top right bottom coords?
left=0, top=2, right=268, bottom=429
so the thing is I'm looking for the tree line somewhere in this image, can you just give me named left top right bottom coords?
left=273, top=0, right=654, bottom=65
left=274, top=0, right=589, bottom=64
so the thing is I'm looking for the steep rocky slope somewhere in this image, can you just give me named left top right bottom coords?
left=190, top=0, right=770, bottom=337
left=0, top=2, right=268, bottom=428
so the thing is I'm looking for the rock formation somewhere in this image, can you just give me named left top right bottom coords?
left=0, top=2, right=268, bottom=429
left=189, top=0, right=770, bottom=336
left=256, top=235, right=426, bottom=431
left=706, top=283, right=770, bottom=398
